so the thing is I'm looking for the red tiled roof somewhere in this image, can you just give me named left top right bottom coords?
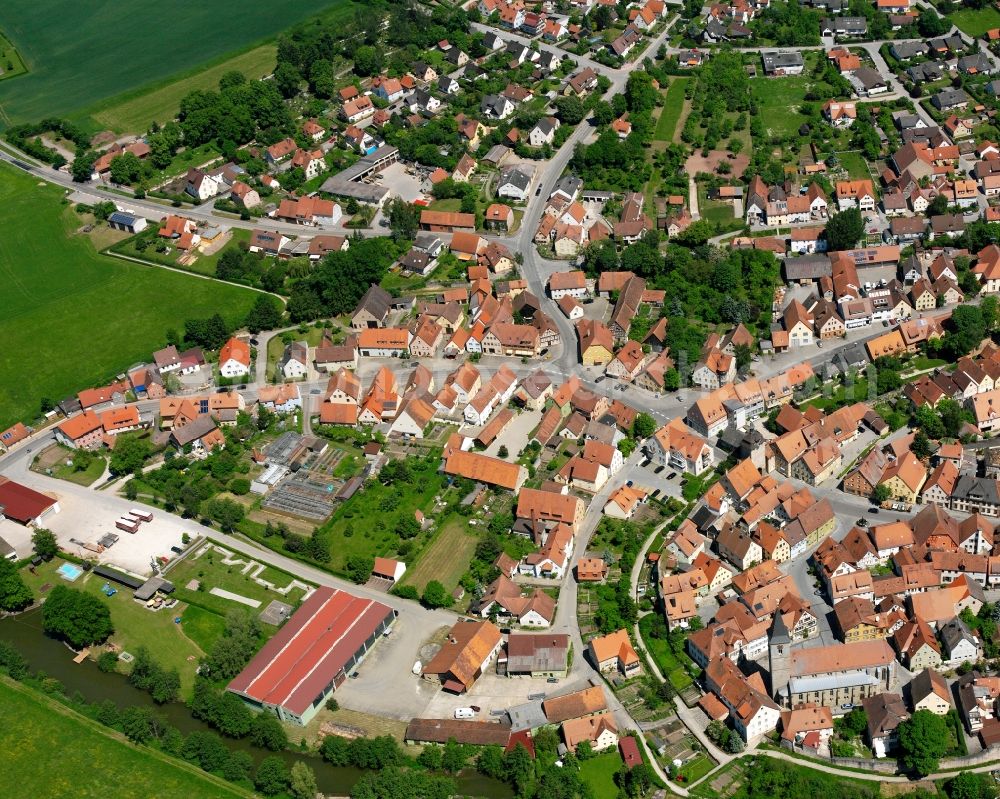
left=227, top=587, right=392, bottom=717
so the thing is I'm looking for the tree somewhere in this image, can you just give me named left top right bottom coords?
left=825, top=208, right=864, bottom=251
left=946, top=770, right=996, bottom=799
left=221, top=751, right=254, bottom=783
left=204, top=497, right=245, bottom=532
left=255, top=755, right=290, bottom=796
left=120, top=706, right=160, bottom=744
left=592, top=101, right=614, bottom=126
left=289, top=761, right=319, bottom=799
left=387, top=199, right=421, bottom=242
left=871, top=484, right=892, bottom=505
left=345, top=554, right=375, bottom=584
left=497, top=445, right=509, bottom=458
left=42, top=585, right=113, bottom=648
left=918, top=9, right=950, bottom=36
left=128, top=647, right=180, bottom=703
left=250, top=712, right=288, bottom=751
left=632, top=412, right=657, bottom=440
left=927, top=193, right=950, bottom=217
left=109, top=433, right=151, bottom=476
left=734, top=342, right=754, bottom=372
left=912, top=430, right=932, bottom=461
left=244, top=295, right=283, bottom=333
left=421, top=580, right=452, bottom=609
left=0, top=558, right=33, bottom=612
left=899, top=709, right=949, bottom=776
left=555, top=95, right=586, bottom=125
left=441, top=739, right=469, bottom=773
left=71, top=151, right=96, bottom=183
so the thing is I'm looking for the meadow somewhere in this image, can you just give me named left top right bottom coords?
left=653, top=77, right=690, bottom=143
left=0, top=678, right=252, bottom=799
left=0, top=161, right=259, bottom=429
left=401, top=516, right=479, bottom=594
left=948, top=6, right=1000, bottom=36
left=0, top=0, right=355, bottom=127
left=751, top=75, right=811, bottom=138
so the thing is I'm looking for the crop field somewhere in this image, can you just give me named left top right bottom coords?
left=0, top=678, right=252, bottom=799
left=402, top=516, right=479, bottom=594
left=0, top=0, right=356, bottom=127
left=92, top=45, right=278, bottom=133
left=0, top=162, right=259, bottom=429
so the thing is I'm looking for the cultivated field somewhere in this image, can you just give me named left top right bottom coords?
left=402, top=516, right=478, bottom=594
left=0, top=162, right=259, bottom=429
left=91, top=45, right=278, bottom=133
left=0, top=0, right=354, bottom=126
left=0, top=678, right=252, bottom=799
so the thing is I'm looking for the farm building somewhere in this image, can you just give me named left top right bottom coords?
left=227, top=586, right=395, bottom=724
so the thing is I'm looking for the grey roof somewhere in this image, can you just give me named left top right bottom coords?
left=940, top=616, right=977, bottom=655
left=958, top=54, right=993, bottom=74
left=108, top=211, right=139, bottom=226
left=500, top=166, right=532, bottom=191
left=762, top=51, right=804, bottom=72
left=483, top=144, right=511, bottom=165
left=932, top=88, right=971, bottom=110
left=891, top=41, right=929, bottom=60
left=134, top=576, right=175, bottom=602
left=506, top=700, right=548, bottom=732
left=854, top=67, right=886, bottom=90
left=0, top=537, right=14, bottom=558
left=353, top=284, right=393, bottom=321
left=929, top=34, right=966, bottom=52
left=783, top=255, right=832, bottom=281
left=552, top=175, right=582, bottom=199
left=907, top=63, right=943, bottom=82
left=822, top=16, right=867, bottom=33
left=952, top=475, right=1000, bottom=505
left=534, top=117, right=557, bottom=135
left=770, top=609, right=791, bottom=645
left=170, top=415, right=218, bottom=447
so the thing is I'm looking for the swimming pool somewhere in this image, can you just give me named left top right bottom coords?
left=56, top=563, right=83, bottom=582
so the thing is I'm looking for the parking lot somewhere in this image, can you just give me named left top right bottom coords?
left=421, top=670, right=585, bottom=722
left=377, top=162, right=428, bottom=203
left=3, top=470, right=190, bottom=575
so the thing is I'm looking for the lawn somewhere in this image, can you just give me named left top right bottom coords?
left=751, top=75, right=810, bottom=137
left=836, top=151, right=870, bottom=181
left=578, top=751, right=624, bottom=797
left=654, top=77, right=690, bottom=143
left=0, top=0, right=359, bottom=126
left=0, top=161, right=259, bottom=429
left=948, top=6, right=1000, bottom=36
left=53, top=454, right=107, bottom=486
left=92, top=45, right=278, bottom=133
left=20, top=560, right=209, bottom=692
left=165, top=544, right=311, bottom=619
left=178, top=604, right=228, bottom=654
left=0, top=678, right=252, bottom=799
left=316, top=456, right=451, bottom=574
left=639, top=615, right=695, bottom=691
left=402, top=515, right=479, bottom=594
left=0, top=29, right=27, bottom=82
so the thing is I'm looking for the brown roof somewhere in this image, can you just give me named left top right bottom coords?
left=444, top=451, right=525, bottom=490
left=422, top=620, right=502, bottom=690
left=543, top=686, right=608, bottom=723
left=791, top=640, right=896, bottom=676
left=405, top=718, right=512, bottom=745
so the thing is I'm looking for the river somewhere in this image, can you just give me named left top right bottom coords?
left=0, top=608, right=510, bottom=798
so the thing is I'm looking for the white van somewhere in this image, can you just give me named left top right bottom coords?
left=454, top=708, right=476, bottom=719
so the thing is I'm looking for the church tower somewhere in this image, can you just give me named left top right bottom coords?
left=768, top=612, right=792, bottom=704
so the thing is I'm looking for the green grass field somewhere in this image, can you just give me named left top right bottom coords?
left=654, top=77, right=690, bottom=142
left=0, top=0, right=356, bottom=127
left=402, top=516, right=479, bottom=594
left=948, top=6, right=1000, bottom=36
left=751, top=75, right=810, bottom=137
left=92, top=45, right=278, bottom=133
left=578, top=751, right=623, bottom=797
left=165, top=546, right=310, bottom=618
left=0, top=161, right=259, bottom=429
left=0, top=29, right=27, bottom=83
left=20, top=560, right=209, bottom=692
left=639, top=615, right=695, bottom=691
left=0, top=678, right=252, bottom=799
left=836, top=151, right=870, bottom=181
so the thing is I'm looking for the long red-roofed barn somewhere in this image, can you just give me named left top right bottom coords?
left=227, top=586, right=395, bottom=724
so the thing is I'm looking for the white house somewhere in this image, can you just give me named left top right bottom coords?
left=280, top=342, right=309, bottom=380
left=219, top=338, right=251, bottom=379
